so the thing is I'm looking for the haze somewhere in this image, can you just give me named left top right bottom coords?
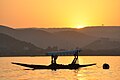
left=0, top=0, right=120, bottom=28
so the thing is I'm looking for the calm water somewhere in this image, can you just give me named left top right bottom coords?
left=0, top=56, right=120, bottom=80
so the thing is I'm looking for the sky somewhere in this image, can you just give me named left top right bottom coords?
left=0, top=0, right=120, bottom=28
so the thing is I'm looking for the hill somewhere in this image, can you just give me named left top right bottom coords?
left=54, top=31, right=97, bottom=48
left=0, top=25, right=97, bottom=49
left=0, top=33, right=39, bottom=50
left=0, top=25, right=120, bottom=56
left=41, top=26, right=120, bottom=40
left=80, top=26, right=120, bottom=40
left=0, top=33, right=43, bottom=56
left=83, top=38, right=120, bottom=50
left=80, top=38, right=120, bottom=56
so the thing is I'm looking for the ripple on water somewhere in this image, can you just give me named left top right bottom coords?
left=0, top=56, right=120, bottom=80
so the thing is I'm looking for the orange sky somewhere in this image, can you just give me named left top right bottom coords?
left=0, top=0, right=120, bottom=28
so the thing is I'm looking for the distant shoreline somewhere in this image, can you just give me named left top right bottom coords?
left=0, top=55, right=120, bottom=57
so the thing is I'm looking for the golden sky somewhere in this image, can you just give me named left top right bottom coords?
left=0, top=0, right=120, bottom=28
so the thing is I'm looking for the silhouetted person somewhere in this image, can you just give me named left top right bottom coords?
left=51, top=55, right=58, bottom=64
left=54, top=55, right=58, bottom=64
left=71, top=50, right=78, bottom=64
left=51, top=55, right=54, bottom=64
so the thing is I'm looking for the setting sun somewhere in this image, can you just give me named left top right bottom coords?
left=76, top=25, right=85, bottom=29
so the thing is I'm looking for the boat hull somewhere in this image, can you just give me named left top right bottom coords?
left=12, top=62, right=96, bottom=70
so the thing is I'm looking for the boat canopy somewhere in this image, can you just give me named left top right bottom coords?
left=47, top=49, right=81, bottom=56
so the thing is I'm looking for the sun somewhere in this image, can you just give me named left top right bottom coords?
left=76, top=25, right=85, bottom=29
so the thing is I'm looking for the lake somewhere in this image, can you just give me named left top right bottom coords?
left=0, top=56, right=120, bottom=80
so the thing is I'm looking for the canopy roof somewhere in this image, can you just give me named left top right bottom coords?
left=47, top=49, right=81, bottom=56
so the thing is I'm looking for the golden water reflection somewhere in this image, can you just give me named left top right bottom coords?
left=0, top=56, right=120, bottom=80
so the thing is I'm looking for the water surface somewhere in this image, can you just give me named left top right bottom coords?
left=0, top=56, right=120, bottom=80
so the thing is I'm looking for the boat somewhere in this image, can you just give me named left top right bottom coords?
left=12, top=49, right=96, bottom=70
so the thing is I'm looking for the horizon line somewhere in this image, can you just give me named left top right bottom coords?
left=0, top=24, right=120, bottom=29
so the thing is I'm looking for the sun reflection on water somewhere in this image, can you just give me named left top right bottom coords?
left=0, top=56, right=120, bottom=80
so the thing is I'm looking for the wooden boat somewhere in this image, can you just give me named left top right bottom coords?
left=12, top=49, right=96, bottom=70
